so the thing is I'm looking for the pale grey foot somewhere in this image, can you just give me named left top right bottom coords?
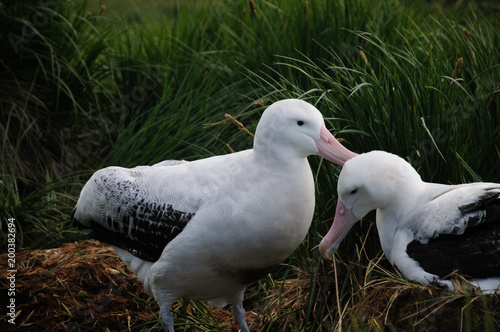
left=232, top=300, right=250, bottom=332
left=159, top=305, right=175, bottom=332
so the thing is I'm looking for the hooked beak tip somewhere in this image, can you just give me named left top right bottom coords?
left=319, top=241, right=336, bottom=259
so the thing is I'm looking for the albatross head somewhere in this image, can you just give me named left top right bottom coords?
left=319, top=150, right=422, bottom=259
left=253, top=99, right=357, bottom=165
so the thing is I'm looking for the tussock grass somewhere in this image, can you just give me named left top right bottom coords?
left=0, top=0, right=121, bottom=247
left=1, top=0, right=499, bottom=330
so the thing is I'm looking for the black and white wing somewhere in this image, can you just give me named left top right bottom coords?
left=72, top=161, right=197, bottom=262
left=407, top=184, right=500, bottom=279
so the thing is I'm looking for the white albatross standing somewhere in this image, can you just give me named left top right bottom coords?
left=72, top=99, right=357, bottom=332
left=319, top=150, right=500, bottom=293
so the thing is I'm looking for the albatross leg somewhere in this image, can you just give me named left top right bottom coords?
left=159, top=304, right=175, bottom=332
left=231, top=300, right=249, bottom=332
left=230, top=288, right=250, bottom=332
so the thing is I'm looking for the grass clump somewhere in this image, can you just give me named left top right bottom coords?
left=0, top=0, right=120, bottom=248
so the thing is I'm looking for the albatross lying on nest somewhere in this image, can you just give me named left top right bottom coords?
left=72, top=99, right=357, bottom=331
left=319, top=150, right=500, bottom=294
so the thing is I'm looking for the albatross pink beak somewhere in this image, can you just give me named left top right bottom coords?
left=319, top=199, right=360, bottom=259
left=315, top=125, right=357, bottom=166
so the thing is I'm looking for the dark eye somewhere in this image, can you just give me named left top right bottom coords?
left=297, top=121, right=305, bottom=126
left=350, top=189, right=358, bottom=195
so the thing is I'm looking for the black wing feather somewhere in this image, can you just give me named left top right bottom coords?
left=72, top=165, right=195, bottom=262
left=407, top=190, right=500, bottom=278
left=73, top=200, right=195, bottom=262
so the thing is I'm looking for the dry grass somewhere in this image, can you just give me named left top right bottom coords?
left=0, top=241, right=158, bottom=331
left=3, top=241, right=498, bottom=331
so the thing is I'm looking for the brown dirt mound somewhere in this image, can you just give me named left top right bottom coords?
left=2, top=241, right=499, bottom=331
left=0, top=241, right=246, bottom=331
left=349, top=277, right=500, bottom=331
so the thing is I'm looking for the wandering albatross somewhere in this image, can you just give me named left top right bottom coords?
left=319, top=150, right=500, bottom=293
left=71, top=99, right=357, bottom=331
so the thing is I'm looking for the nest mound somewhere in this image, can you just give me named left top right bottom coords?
left=2, top=241, right=499, bottom=331
left=0, top=241, right=243, bottom=331
left=0, top=241, right=158, bottom=331
left=348, top=277, right=500, bottom=331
